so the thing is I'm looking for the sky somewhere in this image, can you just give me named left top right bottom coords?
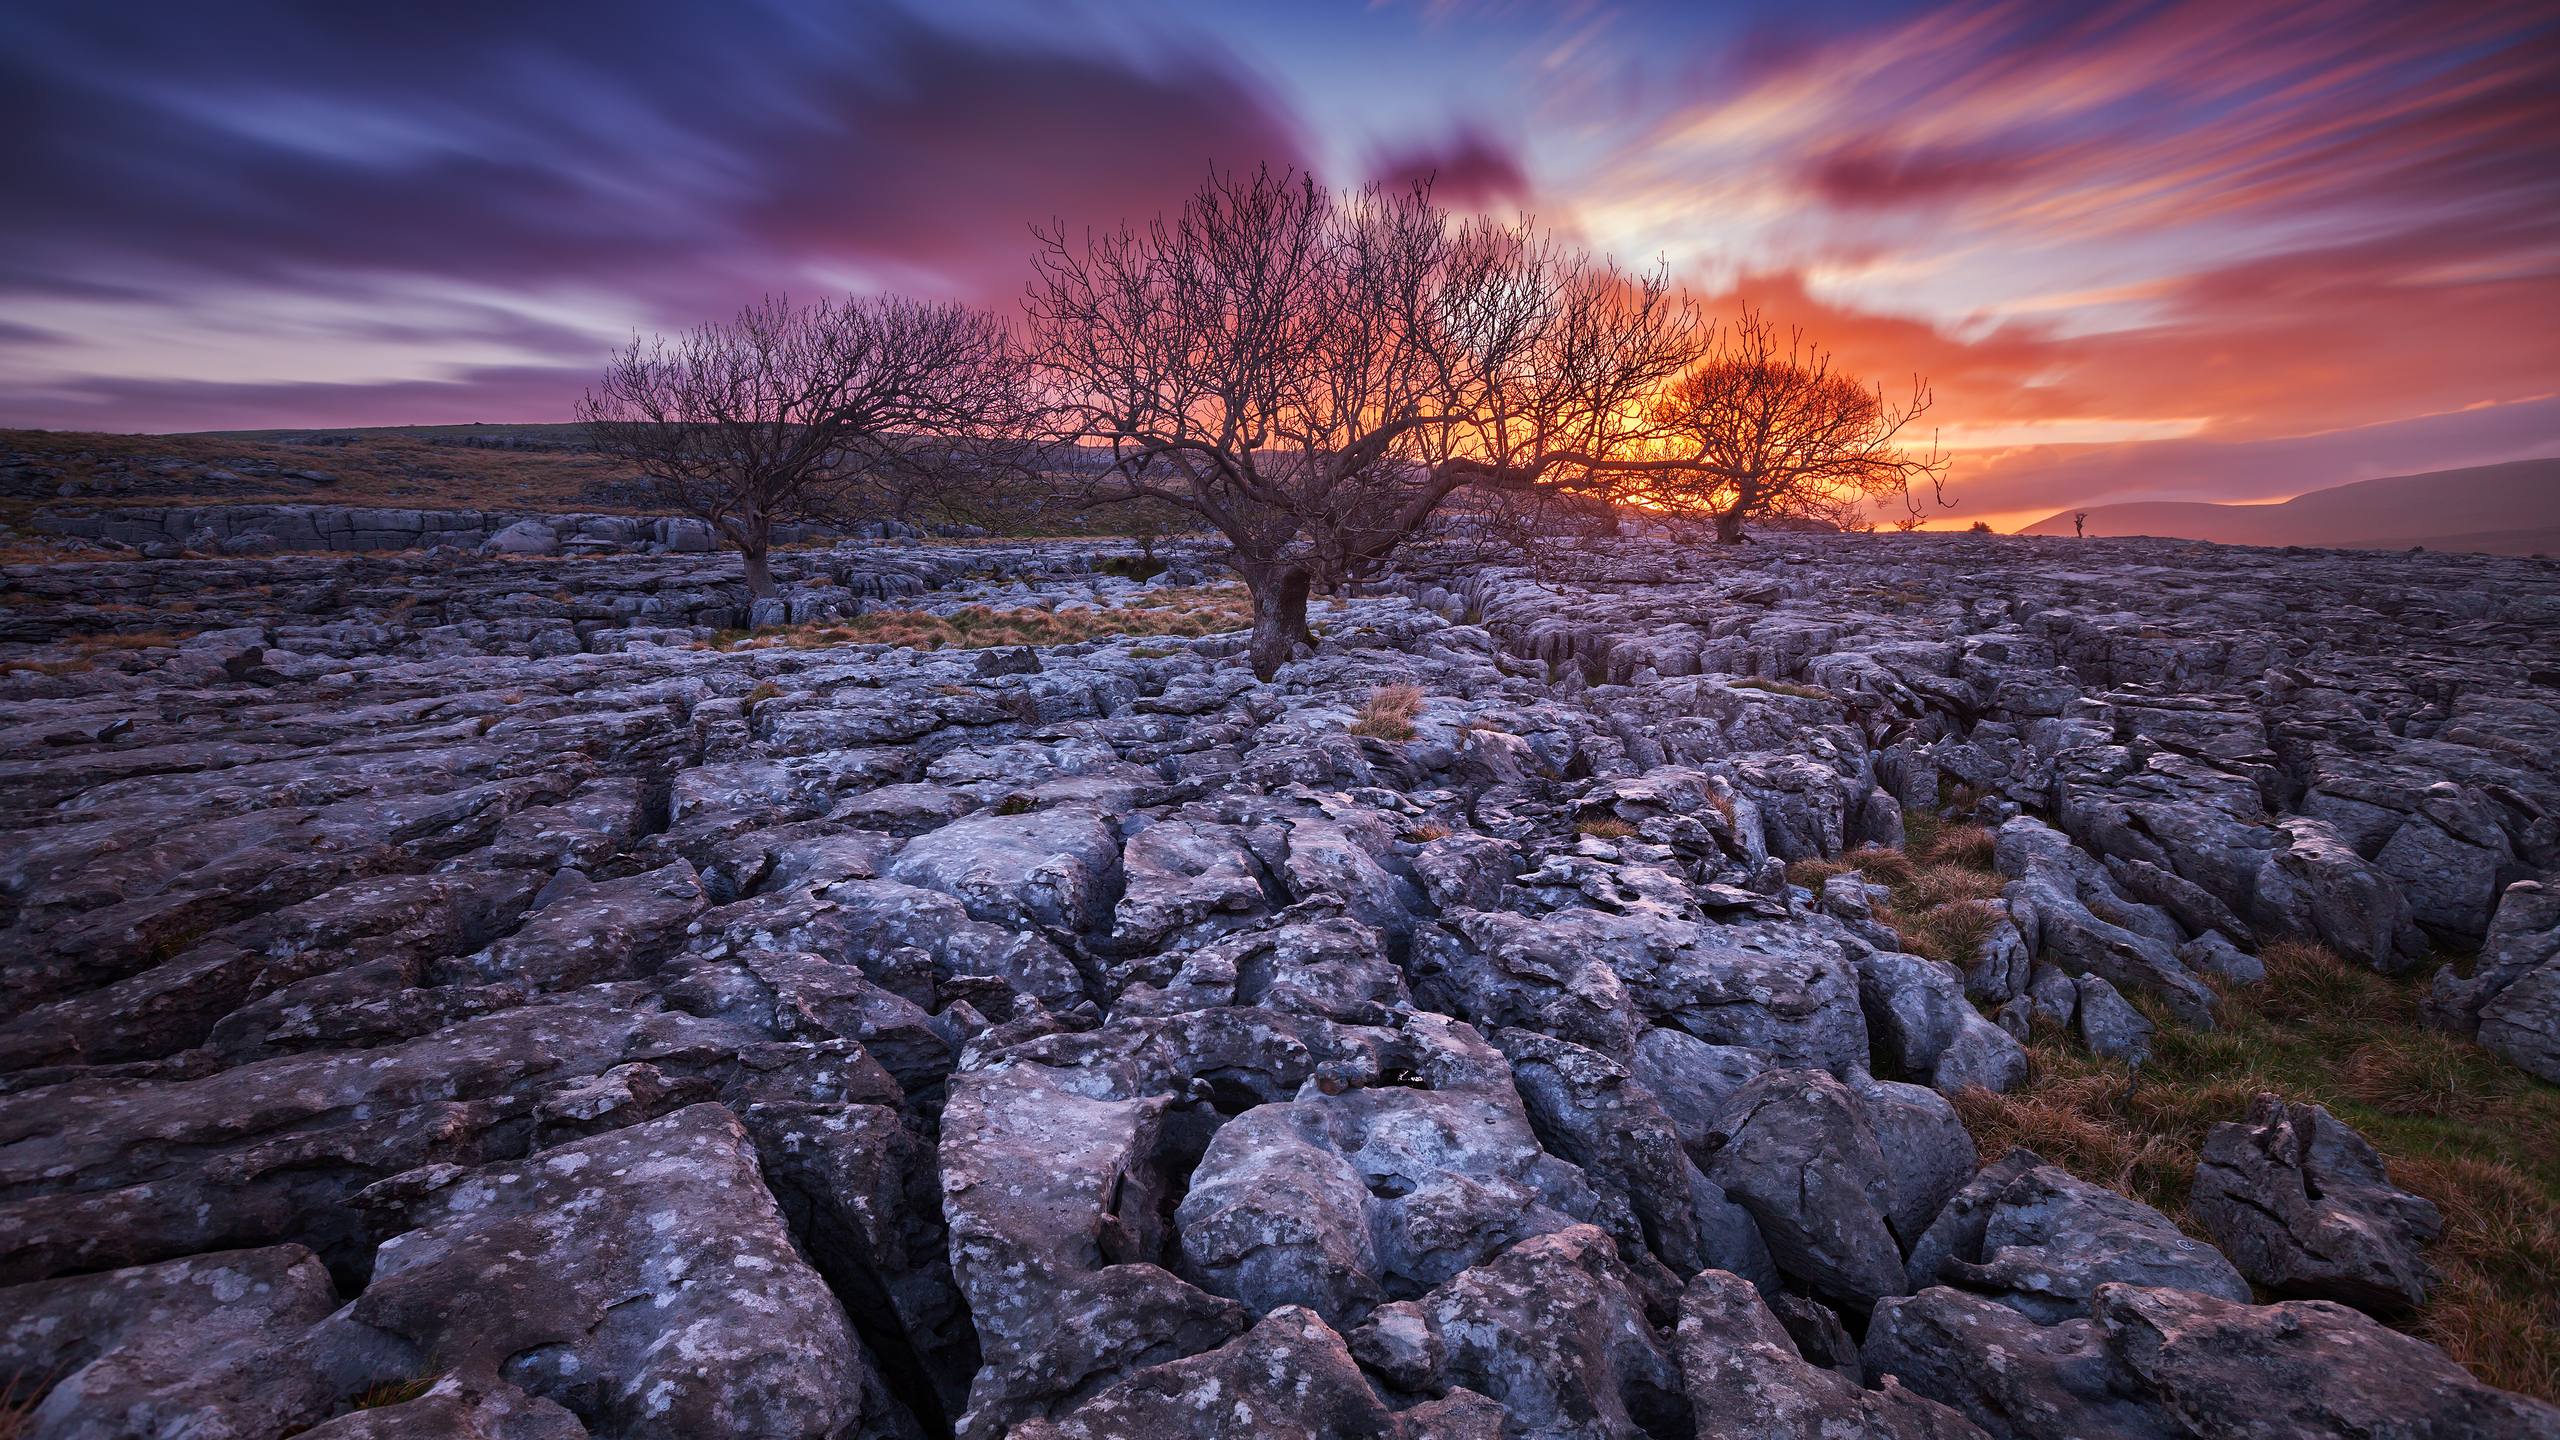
left=3, top=0, right=2555, bottom=528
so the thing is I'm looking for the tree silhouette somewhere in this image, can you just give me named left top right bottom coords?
left=1608, top=306, right=1947, bottom=543
left=1028, top=168, right=1700, bottom=677
left=582, top=295, right=1024, bottom=598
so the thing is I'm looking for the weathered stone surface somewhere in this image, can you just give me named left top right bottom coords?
left=3, top=532, right=2554, bottom=1437
left=2191, top=1094, right=2442, bottom=1313
left=886, top=805, right=1122, bottom=936
left=1677, top=1268, right=1988, bottom=1440
left=1865, top=1286, right=2173, bottom=1440
left=1406, top=1225, right=1690, bottom=1440
left=2074, top=972, right=2156, bottom=1068
left=1931, top=1162, right=2249, bottom=1322
left=2096, top=1282, right=2560, bottom=1439
left=2431, top=879, right=2560, bottom=1082
left=1702, top=1069, right=1907, bottom=1309
left=328, top=1103, right=880, bottom=1440
left=1010, top=1305, right=1486, bottom=1440
left=942, top=1060, right=1249, bottom=1438
left=0, top=1244, right=342, bottom=1439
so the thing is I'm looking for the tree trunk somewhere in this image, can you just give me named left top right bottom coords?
left=735, top=509, right=778, bottom=599
left=1247, top=568, right=1312, bottom=681
left=741, top=542, right=778, bottom=599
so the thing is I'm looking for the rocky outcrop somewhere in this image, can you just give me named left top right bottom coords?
left=2190, top=1094, right=2442, bottom=1313
left=2429, top=879, right=2560, bottom=1082
left=1870, top=1282, right=2560, bottom=1440
left=2, top=532, right=2553, bottom=1437
left=31, top=502, right=838, bottom=557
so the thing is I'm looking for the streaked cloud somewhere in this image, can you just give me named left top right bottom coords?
left=0, top=0, right=2551, bottom=521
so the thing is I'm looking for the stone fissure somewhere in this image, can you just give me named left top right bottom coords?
left=0, top=530, right=2553, bottom=1438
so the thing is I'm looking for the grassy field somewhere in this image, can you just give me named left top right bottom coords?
left=2, top=424, right=1197, bottom=539
left=1, top=424, right=629, bottom=521
left=1825, top=812, right=2560, bottom=1402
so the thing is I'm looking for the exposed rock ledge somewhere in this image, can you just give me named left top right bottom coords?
left=1, top=531, right=2553, bottom=1438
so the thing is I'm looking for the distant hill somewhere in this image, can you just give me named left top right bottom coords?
left=2018, top=459, right=2560, bottom=554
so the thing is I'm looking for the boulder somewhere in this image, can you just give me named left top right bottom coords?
left=1702, top=1069, right=1907, bottom=1309
left=942, top=1062, right=1250, bottom=1438
left=2095, top=1282, right=2560, bottom=1439
left=1009, top=1305, right=1491, bottom=1440
left=1928, top=1161, right=2250, bottom=1321
left=2073, top=973, right=2155, bottom=1068
left=323, top=1103, right=885, bottom=1440
left=886, top=806, right=1122, bottom=936
left=480, top=520, right=559, bottom=556
left=2250, top=818, right=2428, bottom=975
left=1408, top=1226, right=1690, bottom=1440
left=2190, top=1094, right=2441, bottom=1313
left=1677, top=1268, right=1988, bottom=1440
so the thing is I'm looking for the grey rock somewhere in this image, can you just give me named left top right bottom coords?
left=1679, top=1268, right=1988, bottom=1440
left=1865, top=1286, right=2172, bottom=1440
left=942, top=1060, right=1249, bottom=1438
left=2251, top=818, right=2428, bottom=975
left=1009, top=1305, right=1479, bottom=1440
left=1703, top=1069, right=1906, bottom=1309
left=2074, top=973, right=2156, bottom=1068
left=887, top=805, right=1122, bottom=936
left=323, top=1103, right=883, bottom=1440
left=2431, top=879, right=2560, bottom=1082
left=2095, top=1282, right=2560, bottom=1439
left=1410, top=1225, right=1690, bottom=1440
left=1937, top=1163, right=2250, bottom=1322
left=480, top=520, right=559, bottom=556
left=2191, top=1093, right=2441, bottom=1313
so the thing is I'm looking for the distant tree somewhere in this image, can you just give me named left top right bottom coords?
left=1028, top=168, right=1701, bottom=678
left=1894, top=515, right=1926, bottom=533
left=2073, top=511, right=2090, bottom=538
left=1969, top=519, right=1993, bottom=534
left=581, top=294, right=1024, bottom=598
left=1611, top=305, right=1948, bottom=544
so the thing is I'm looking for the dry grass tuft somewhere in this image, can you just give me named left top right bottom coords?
left=0, top=1376, right=34, bottom=1440
left=0, top=657, right=94, bottom=677
left=1349, top=684, right=1425, bottom=740
left=1886, top=898, right=2004, bottom=967
left=1952, top=1038, right=2199, bottom=1209
left=70, top=630, right=195, bottom=653
left=711, top=587, right=1251, bottom=653
left=0, top=540, right=101, bottom=565
left=1728, top=676, right=1831, bottom=700
left=1577, top=817, right=1638, bottom=841
left=1916, top=821, right=1998, bottom=871
left=1405, top=821, right=1454, bottom=843
left=1783, top=835, right=2006, bottom=966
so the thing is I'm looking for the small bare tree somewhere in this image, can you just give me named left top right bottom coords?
left=2073, top=511, right=2090, bottom=538
left=1612, top=305, right=1948, bottom=543
left=581, top=294, right=1023, bottom=598
left=1028, top=168, right=1700, bottom=677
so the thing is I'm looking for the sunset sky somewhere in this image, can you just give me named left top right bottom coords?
left=4, top=0, right=2554, bottom=528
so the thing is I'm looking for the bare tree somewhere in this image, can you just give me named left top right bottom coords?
left=1610, top=305, right=1948, bottom=544
left=581, top=294, right=1024, bottom=598
left=1027, top=168, right=1700, bottom=678
left=2073, top=511, right=2090, bottom=538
